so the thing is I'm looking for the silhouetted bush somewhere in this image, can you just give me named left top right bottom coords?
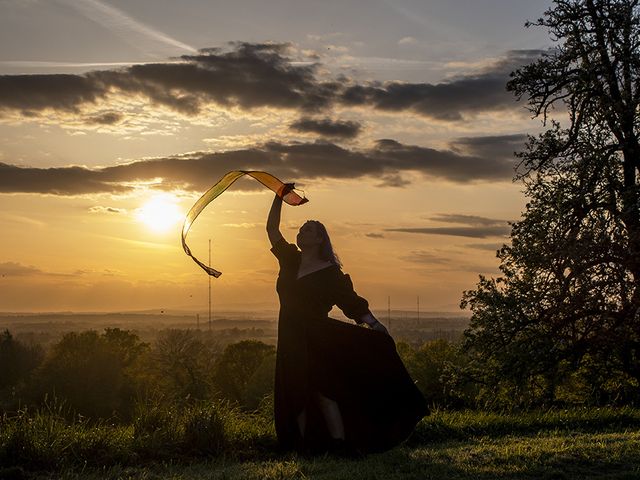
left=398, top=339, right=474, bottom=409
left=212, top=340, right=275, bottom=408
left=183, top=404, right=226, bottom=455
left=31, top=329, right=148, bottom=418
left=0, top=330, right=43, bottom=407
left=146, top=329, right=217, bottom=402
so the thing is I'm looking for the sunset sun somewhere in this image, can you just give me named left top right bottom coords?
left=136, top=194, right=183, bottom=232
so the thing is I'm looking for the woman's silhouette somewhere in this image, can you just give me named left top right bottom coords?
left=267, top=189, right=428, bottom=455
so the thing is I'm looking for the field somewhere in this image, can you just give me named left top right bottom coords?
left=2, top=408, right=640, bottom=480
left=2, top=313, right=637, bottom=479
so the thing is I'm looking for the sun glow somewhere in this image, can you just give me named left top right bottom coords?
left=136, top=194, right=183, bottom=232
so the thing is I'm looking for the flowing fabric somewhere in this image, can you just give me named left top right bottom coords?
left=271, top=238, right=429, bottom=453
left=182, top=170, right=308, bottom=277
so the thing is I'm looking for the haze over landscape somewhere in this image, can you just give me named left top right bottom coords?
left=0, top=0, right=553, bottom=313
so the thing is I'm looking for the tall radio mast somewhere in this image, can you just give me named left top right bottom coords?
left=208, top=238, right=212, bottom=331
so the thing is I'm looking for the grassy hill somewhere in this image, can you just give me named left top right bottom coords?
left=2, top=407, right=639, bottom=479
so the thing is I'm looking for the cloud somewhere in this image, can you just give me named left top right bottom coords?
left=400, top=250, right=451, bottom=264
left=0, top=262, right=43, bottom=277
left=398, top=36, right=417, bottom=46
left=0, top=135, right=521, bottom=195
left=388, top=226, right=509, bottom=238
left=85, top=112, right=123, bottom=125
left=387, top=213, right=511, bottom=239
left=365, top=233, right=384, bottom=238
left=88, top=205, right=126, bottom=213
left=376, top=173, right=412, bottom=188
left=0, top=45, right=542, bottom=121
left=222, top=223, right=259, bottom=228
left=339, top=50, right=544, bottom=121
left=290, top=117, right=362, bottom=139
left=0, top=43, right=333, bottom=116
left=0, top=261, right=77, bottom=278
left=465, top=242, right=504, bottom=251
left=429, top=213, right=510, bottom=226
left=0, top=162, right=132, bottom=195
left=0, top=73, right=108, bottom=113
left=449, top=134, right=527, bottom=159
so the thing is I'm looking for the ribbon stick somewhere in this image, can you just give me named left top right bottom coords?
left=182, top=170, right=308, bottom=277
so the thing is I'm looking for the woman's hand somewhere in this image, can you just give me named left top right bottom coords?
left=359, top=312, right=390, bottom=335
left=371, top=320, right=389, bottom=335
left=282, top=182, right=296, bottom=195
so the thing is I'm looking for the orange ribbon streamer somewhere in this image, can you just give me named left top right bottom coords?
left=182, top=170, right=308, bottom=277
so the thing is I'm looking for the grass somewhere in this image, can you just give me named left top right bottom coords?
left=2, top=407, right=640, bottom=479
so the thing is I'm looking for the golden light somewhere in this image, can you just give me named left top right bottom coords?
left=136, top=194, right=183, bottom=232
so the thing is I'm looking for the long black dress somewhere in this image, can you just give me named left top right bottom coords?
left=271, top=238, right=428, bottom=454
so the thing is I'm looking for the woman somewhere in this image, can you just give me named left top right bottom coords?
left=267, top=189, right=428, bottom=455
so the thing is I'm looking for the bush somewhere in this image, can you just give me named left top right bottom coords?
left=213, top=340, right=275, bottom=407
left=0, top=330, right=43, bottom=408
left=183, top=404, right=226, bottom=455
left=132, top=401, right=182, bottom=454
left=399, top=339, right=474, bottom=408
left=31, top=329, right=148, bottom=419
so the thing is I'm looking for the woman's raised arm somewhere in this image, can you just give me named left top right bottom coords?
left=267, top=193, right=285, bottom=247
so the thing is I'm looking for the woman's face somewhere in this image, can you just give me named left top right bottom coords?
left=296, top=221, right=323, bottom=249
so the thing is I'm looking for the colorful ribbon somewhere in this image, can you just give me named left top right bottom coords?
left=182, top=170, right=308, bottom=277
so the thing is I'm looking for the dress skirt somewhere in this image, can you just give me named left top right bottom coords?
left=274, top=314, right=428, bottom=454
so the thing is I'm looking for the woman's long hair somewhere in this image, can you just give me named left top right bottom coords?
left=308, top=220, right=342, bottom=267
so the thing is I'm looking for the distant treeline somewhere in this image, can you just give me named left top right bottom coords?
left=1, top=324, right=636, bottom=423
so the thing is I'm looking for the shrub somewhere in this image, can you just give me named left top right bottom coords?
left=183, top=404, right=226, bottom=455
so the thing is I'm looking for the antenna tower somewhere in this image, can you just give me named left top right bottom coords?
left=208, top=239, right=212, bottom=331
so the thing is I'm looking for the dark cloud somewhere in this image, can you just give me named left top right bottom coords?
left=376, top=173, right=412, bottom=188
left=0, top=261, right=75, bottom=278
left=0, top=46, right=542, bottom=120
left=339, top=50, right=544, bottom=120
left=0, top=261, right=42, bottom=277
left=0, top=43, right=334, bottom=116
left=387, top=213, right=511, bottom=238
left=449, top=134, right=527, bottom=159
left=400, top=250, right=451, bottom=264
left=429, top=213, right=510, bottom=227
left=373, top=138, right=515, bottom=182
left=86, top=112, right=123, bottom=125
left=0, top=74, right=107, bottom=113
left=387, top=226, right=509, bottom=238
left=290, top=117, right=362, bottom=138
left=365, top=233, right=384, bottom=238
left=465, top=242, right=504, bottom=251
left=0, top=162, right=132, bottom=195
left=0, top=135, right=520, bottom=195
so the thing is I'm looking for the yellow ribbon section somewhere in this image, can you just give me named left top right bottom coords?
left=182, top=170, right=308, bottom=277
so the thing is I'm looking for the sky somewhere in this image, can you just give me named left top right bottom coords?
left=0, top=0, right=555, bottom=314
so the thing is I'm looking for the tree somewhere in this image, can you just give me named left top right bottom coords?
left=148, top=329, right=216, bottom=402
left=212, top=340, right=275, bottom=407
left=33, top=329, right=148, bottom=417
left=0, top=330, right=43, bottom=398
left=399, top=339, right=475, bottom=408
left=462, top=0, right=640, bottom=407
left=508, top=0, right=640, bottom=287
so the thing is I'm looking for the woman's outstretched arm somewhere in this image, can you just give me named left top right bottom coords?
left=359, top=312, right=390, bottom=335
left=267, top=192, right=285, bottom=247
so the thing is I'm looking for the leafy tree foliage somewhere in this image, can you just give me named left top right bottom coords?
left=399, top=339, right=475, bottom=408
left=0, top=330, right=43, bottom=396
left=147, top=329, right=217, bottom=402
left=462, top=0, right=640, bottom=407
left=33, top=329, right=148, bottom=418
left=212, top=340, right=275, bottom=407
